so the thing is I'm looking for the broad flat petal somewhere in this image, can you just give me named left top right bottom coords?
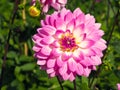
left=85, top=14, right=95, bottom=27
left=47, top=68, right=54, bottom=74
left=68, top=58, right=77, bottom=72
left=40, top=46, right=51, bottom=56
left=73, top=49, right=84, bottom=61
left=80, top=48, right=95, bottom=56
left=57, top=56, right=64, bottom=67
left=43, top=4, right=49, bottom=13
left=73, top=8, right=83, bottom=18
left=76, top=63, right=83, bottom=75
left=95, top=23, right=101, bottom=29
left=59, top=63, right=67, bottom=75
left=55, top=18, right=66, bottom=30
left=50, top=72, right=56, bottom=77
left=51, top=3, right=60, bottom=10
left=37, top=60, right=46, bottom=65
left=47, top=59, right=56, bottom=68
left=32, top=45, right=41, bottom=52
left=54, top=30, right=64, bottom=39
left=83, top=67, right=91, bottom=77
left=79, top=39, right=94, bottom=48
left=80, top=57, right=93, bottom=66
left=51, top=48, right=62, bottom=58
left=75, top=14, right=85, bottom=26
left=66, top=19, right=75, bottom=32
left=42, top=25, right=56, bottom=35
left=64, top=12, right=74, bottom=23
left=58, top=0, right=67, bottom=4
left=69, top=73, right=75, bottom=81
left=73, top=24, right=84, bottom=39
left=41, top=36, right=54, bottom=45
left=62, top=52, right=71, bottom=61
left=62, top=73, right=69, bottom=80
left=91, top=56, right=102, bottom=65
left=35, top=53, right=48, bottom=59
left=92, top=47, right=103, bottom=57
left=94, top=40, right=107, bottom=50
left=32, top=34, right=42, bottom=42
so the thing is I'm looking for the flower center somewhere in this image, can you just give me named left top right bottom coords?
left=59, top=31, right=78, bottom=52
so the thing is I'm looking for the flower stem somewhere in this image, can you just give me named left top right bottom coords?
left=57, top=76, right=64, bottom=90
left=0, top=0, right=20, bottom=88
left=73, top=79, right=77, bottom=90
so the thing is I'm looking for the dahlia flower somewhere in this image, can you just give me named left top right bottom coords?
left=117, top=84, right=120, bottom=90
left=32, top=8, right=107, bottom=81
left=31, top=0, right=67, bottom=13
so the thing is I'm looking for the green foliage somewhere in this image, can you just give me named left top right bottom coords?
left=0, top=0, right=120, bottom=90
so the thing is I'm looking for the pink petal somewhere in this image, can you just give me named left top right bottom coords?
left=55, top=18, right=66, bottom=30
left=43, top=4, right=49, bottom=13
left=54, top=30, right=64, bottom=39
left=61, top=52, right=71, bottom=61
left=41, top=36, right=54, bottom=45
left=51, top=3, right=61, bottom=10
left=95, top=23, right=101, bottom=29
left=40, top=46, right=51, bottom=56
left=32, top=45, right=41, bottom=52
left=47, top=68, right=54, bottom=74
left=35, top=53, right=48, bottom=59
left=50, top=41, right=60, bottom=48
left=79, top=39, right=94, bottom=48
left=95, top=40, right=107, bottom=50
left=51, top=48, right=62, bottom=58
left=32, top=34, right=42, bottom=42
left=66, top=19, right=75, bottom=32
left=73, top=8, right=83, bottom=18
left=47, top=59, right=56, bottom=68
left=91, top=56, right=102, bottom=65
left=68, top=58, right=77, bottom=72
left=62, top=73, right=70, bottom=80
left=80, top=57, right=93, bottom=66
left=73, top=24, right=84, bottom=38
left=60, top=8, right=70, bottom=19
left=57, top=56, right=64, bottom=67
left=75, top=14, right=85, bottom=26
left=64, top=12, right=74, bottom=23
left=59, top=63, right=67, bottom=75
left=50, top=72, right=56, bottom=77
left=92, top=47, right=103, bottom=57
left=73, top=49, right=84, bottom=61
left=42, top=25, right=56, bottom=35
left=76, top=63, right=83, bottom=75
left=85, top=14, right=95, bottom=26
left=58, top=0, right=67, bottom=4
left=80, top=48, right=95, bottom=56
left=37, top=60, right=46, bottom=65
left=40, top=0, right=46, bottom=3
left=69, top=73, right=75, bottom=81
left=83, top=67, right=91, bottom=77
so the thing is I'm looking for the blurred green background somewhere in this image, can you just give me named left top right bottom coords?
left=0, top=0, right=120, bottom=90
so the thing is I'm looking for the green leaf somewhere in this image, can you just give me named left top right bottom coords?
left=20, top=63, right=35, bottom=71
left=19, top=55, right=34, bottom=62
left=7, top=51, right=17, bottom=58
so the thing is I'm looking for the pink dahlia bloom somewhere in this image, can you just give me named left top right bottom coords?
left=32, top=8, right=107, bottom=81
left=31, top=0, right=67, bottom=13
left=117, top=84, right=120, bottom=90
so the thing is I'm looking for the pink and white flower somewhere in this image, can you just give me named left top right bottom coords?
left=32, top=8, right=107, bottom=81
left=31, top=0, right=67, bottom=13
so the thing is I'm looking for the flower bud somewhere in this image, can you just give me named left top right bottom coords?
left=29, top=6, right=40, bottom=17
